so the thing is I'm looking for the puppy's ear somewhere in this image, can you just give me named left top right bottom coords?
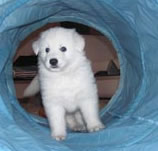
left=32, top=40, right=39, bottom=55
left=73, top=30, right=85, bottom=52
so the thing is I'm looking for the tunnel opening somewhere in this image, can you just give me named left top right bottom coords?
left=13, top=21, right=120, bottom=118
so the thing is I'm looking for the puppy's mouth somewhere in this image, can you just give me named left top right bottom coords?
left=48, top=64, right=62, bottom=72
left=51, top=65, right=58, bottom=69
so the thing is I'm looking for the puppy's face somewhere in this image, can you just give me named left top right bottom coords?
left=33, top=27, right=85, bottom=72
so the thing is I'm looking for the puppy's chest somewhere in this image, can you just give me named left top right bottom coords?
left=42, top=76, right=83, bottom=112
left=42, top=75, right=83, bottom=98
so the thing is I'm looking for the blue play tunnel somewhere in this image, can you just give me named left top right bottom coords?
left=0, top=0, right=158, bottom=150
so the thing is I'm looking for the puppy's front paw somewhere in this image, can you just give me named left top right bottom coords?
left=88, top=123, right=105, bottom=132
left=51, top=132, right=66, bottom=141
left=54, top=135, right=66, bottom=141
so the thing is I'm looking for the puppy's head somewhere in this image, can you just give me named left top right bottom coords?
left=32, top=27, right=85, bottom=72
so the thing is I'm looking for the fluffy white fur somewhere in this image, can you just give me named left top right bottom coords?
left=24, top=27, right=105, bottom=141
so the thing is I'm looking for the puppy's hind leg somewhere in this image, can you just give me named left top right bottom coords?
left=66, top=114, right=78, bottom=131
left=74, top=111, right=86, bottom=131
left=66, top=111, right=86, bottom=132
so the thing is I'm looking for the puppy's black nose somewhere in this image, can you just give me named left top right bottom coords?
left=50, top=58, right=58, bottom=66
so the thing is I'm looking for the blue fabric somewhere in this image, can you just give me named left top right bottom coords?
left=0, top=0, right=158, bottom=150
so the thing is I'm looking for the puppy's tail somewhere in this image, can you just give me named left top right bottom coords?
left=23, top=75, right=40, bottom=97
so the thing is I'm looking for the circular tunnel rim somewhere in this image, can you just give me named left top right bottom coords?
left=11, top=16, right=125, bottom=116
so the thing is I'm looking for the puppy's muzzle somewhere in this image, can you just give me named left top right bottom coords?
left=49, top=58, right=58, bottom=68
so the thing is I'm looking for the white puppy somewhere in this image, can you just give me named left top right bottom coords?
left=24, top=27, right=105, bottom=141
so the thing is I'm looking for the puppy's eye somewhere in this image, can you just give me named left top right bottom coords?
left=45, top=48, right=50, bottom=53
left=60, top=46, right=67, bottom=52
